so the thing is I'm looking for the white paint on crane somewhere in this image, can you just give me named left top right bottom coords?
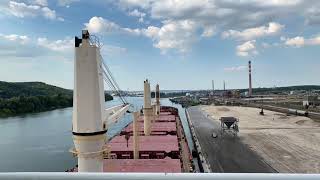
left=133, top=111, right=140, bottom=159
left=155, top=84, right=161, bottom=115
left=72, top=30, right=129, bottom=172
left=73, top=32, right=105, bottom=133
left=143, top=79, right=152, bottom=136
left=72, top=30, right=106, bottom=172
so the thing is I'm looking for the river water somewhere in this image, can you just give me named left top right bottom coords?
left=0, top=97, right=192, bottom=172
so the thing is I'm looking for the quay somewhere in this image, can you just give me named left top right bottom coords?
left=186, top=106, right=276, bottom=173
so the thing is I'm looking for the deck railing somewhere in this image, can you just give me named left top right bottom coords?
left=0, top=173, right=318, bottom=180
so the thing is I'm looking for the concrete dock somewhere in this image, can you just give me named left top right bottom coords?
left=187, top=106, right=276, bottom=173
left=190, top=105, right=320, bottom=173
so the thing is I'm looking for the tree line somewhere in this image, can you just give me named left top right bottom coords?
left=0, top=81, right=114, bottom=118
left=0, top=94, right=72, bottom=117
left=0, top=93, right=113, bottom=118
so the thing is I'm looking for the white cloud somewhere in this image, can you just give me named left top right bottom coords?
left=242, top=0, right=302, bottom=7
left=33, top=0, right=48, bottom=6
left=284, top=36, right=305, bottom=47
left=116, top=0, right=310, bottom=29
left=224, top=65, right=247, bottom=72
left=102, top=45, right=127, bottom=55
left=83, top=16, right=226, bottom=53
left=0, top=32, right=128, bottom=60
left=41, top=7, right=57, bottom=20
left=37, top=37, right=73, bottom=52
left=150, top=0, right=211, bottom=19
left=8, top=1, right=63, bottom=21
left=92, top=0, right=320, bottom=55
left=261, top=42, right=271, bottom=48
left=222, top=22, right=284, bottom=41
left=84, top=16, right=120, bottom=34
left=142, top=20, right=199, bottom=53
left=0, top=34, right=30, bottom=44
left=284, top=35, right=320, bottom=47
left=236, top=40, right=258, bottom=57
left=114, top=0, right=314, bottom=55
left=0, top=33, right=62, bottom=57
left=57, top=0, right=79, bottom=7
left=84, top=16, right=146, bottom=37
left=201, top=26, right=216, bottom=37
left=129, top=9, right=145, bottom=17
left=118, top=0, right=152, bottom=9
left=114, top=0, right=320, bottom=31
left=8, top=1, right=40, bottom=18
left=143, top=26, right=159, bottom=37
left=122, top=28, right=142, bottom=35
left=128, top=9, right=146, bottom=22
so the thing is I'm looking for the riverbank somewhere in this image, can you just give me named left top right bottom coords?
left=0, top=94, right=113, bottom=118
left=201, top=105, right=320, bottom=173
left=0, top=81, right=115, bottom=118
left=0, top=97, right=191, bottom=172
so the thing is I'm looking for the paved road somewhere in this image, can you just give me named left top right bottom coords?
left=187, top=106, right=277, bottom=173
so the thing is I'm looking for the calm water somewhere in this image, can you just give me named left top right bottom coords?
left=0, top=97, right=192, bottom=172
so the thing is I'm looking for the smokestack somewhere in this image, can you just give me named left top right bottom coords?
left=223, top=81, right=226, bottom=91
left=212, top=80, right=214, bottom=95
left=248, top=61, right=252, bottom=97
left=72, top=30, right=106, bottom=172
left=133, top=112, right=139, bottom=159
left=143, top=79, right=152, bottom=136
left=155, top=84, right=160, bottom=115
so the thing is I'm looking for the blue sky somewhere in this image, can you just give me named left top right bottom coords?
left=0, top=0, right=320, bottom=91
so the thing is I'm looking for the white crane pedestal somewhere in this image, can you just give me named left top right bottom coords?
left=143, top=107, right=153, bottom=136
left=73, top=134, right=106, bottom=172
left=71, top=30, right=129, bottom=172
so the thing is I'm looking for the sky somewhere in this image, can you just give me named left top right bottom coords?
left=0, top=0, right=319, bottom=91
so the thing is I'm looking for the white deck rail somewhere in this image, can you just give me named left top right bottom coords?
left=0, top=173, right=319, bottom=180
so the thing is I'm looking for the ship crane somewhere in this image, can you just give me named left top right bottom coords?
left=71, top=30, right=129, bottom=172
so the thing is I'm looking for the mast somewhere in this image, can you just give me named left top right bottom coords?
left=155, top=84, right=160, bottom=115
left=71, top=30, right=130, bottom=172
left=133, top=112, right=139, bottom=159
left=143, top=79, right=152, bottom=136
left=72, top=30, right=106, bottom=172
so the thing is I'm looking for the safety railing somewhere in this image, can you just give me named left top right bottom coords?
left=0, top=173, right=319, bottom=180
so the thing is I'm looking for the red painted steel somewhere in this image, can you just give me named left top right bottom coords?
left=103, top=159, right=181, bottom=172
left=67, top=106, right=190, bottom=173
left=137, top=115, right=176, bottom=122
left=71, top=158, right=181, bottom=172
left=109, top=135, right=179, bottom=153
left=123, top=122, right=177, bottom=133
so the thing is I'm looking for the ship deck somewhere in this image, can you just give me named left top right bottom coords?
left=103, top=158, right=181, bottom=172
left=69, top=106, right=192, bottom=173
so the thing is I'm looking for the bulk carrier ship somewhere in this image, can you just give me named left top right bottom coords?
left=69, top=106, right=193, bottom=173
left=67, top=30, right=192, bottom=173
